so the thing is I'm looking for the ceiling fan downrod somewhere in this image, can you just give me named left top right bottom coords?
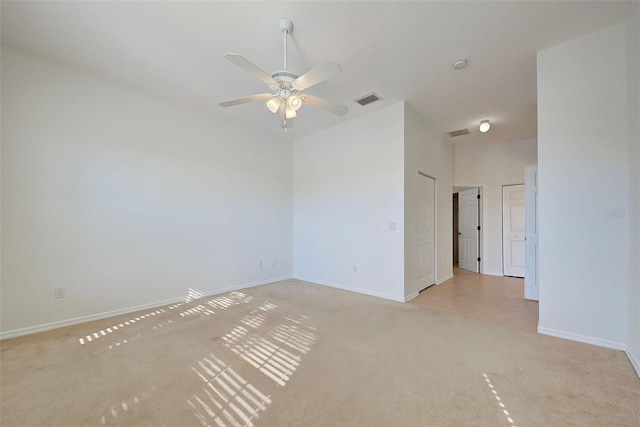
left=278, top=18, right=293, bottom=72
left=278, top=18, right=294, bottom=132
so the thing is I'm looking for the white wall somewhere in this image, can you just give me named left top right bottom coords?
left=453, top=138, right=537, bottom=276
left=292, top=103, right=406, bottom=301
left=0, top=47, right=293, bottom=336
left=404, top=105, right=453, bottom=300
left=626, top=2, right=640, bottom=375
left=537, top=23, right=629, bottom=349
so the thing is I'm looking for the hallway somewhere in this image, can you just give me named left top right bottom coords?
left=411, top=267, right=539, bottom=331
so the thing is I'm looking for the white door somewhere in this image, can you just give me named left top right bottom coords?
left=503, top=185, right=526, bottom=277
left=417, top=174, right=435, bottom=290
left=524, top=166, right=539, bottom=300
left=458, top=188, right=479, bottom=273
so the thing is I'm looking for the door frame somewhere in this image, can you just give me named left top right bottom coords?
left=418, top=171, right=437, bottom=287
left=524, top=166, right=539, bottom=300
left=453, top=185, right=484, bottom=275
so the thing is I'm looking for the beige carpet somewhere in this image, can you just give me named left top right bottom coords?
left=1, top=277, right=639, bottom=426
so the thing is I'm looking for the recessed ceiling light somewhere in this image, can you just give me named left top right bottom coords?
left=452, top=60, right=468, bottom=70
left=479, top=119, right=491, bottom=133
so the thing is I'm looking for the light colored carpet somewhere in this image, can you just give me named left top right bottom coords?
left=1, top=276, right=639, bottom=426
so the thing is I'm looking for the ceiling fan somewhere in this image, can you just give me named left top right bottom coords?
left=219, top=18, right=348, bottom=132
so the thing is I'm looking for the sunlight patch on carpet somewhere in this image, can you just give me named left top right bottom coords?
left=240, top=311, right=268, bottom=329
left=258, top=302, right=278, bottom=312
left=78, top=309, right=165, bottom=345
left=269, top=315, right=317, bottom=354
left=178, top=291, right=254, bottom=317
left=223, top=315, right=317, bottom=386
left=168, top=290, right=254, bottom=312
left=179, top=304, right=216, bottom=317
left=483, top=373, right=516, bottom=427
left=188, top=353, right=271, bottom=427
left=99, top=384, right=157, bottom=425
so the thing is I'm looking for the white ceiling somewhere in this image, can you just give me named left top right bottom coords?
left=1, top=1, right=631, bottom=143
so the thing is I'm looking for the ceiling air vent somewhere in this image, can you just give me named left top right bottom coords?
left=354, top=92, right=382, bottom=106
left=448, top=128, right=470, bottom=137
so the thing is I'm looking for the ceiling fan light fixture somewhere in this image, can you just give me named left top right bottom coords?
left=479, top=119, right=491, bottom=133
left=287, top=94, right=302, bottom=111
left=219, top=18, right=348, bottom=131
left=285, top=108, right=297, bottom=119
left=266, top=96, right=282, bottom=113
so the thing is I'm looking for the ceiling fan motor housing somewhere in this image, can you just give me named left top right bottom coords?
left=270, top=71, right=302, bottom=98
left=271, top=71, right=298, bottom=81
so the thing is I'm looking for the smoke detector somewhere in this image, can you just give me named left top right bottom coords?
left=452, top=59, right=468, bottom=70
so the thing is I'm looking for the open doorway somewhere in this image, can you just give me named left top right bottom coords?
left=453, top=187, right=483, bottom=274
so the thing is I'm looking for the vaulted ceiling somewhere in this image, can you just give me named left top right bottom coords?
left=1, top=1, right=631, bottom=143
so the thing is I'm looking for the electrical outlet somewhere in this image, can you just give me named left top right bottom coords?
left=55, top=288, right=65, bottom=299
left=353, top=265, right=358, bottom=272
left=272, top=258, right=277, bottom=266
left=259, top=260, right=263, bottom=268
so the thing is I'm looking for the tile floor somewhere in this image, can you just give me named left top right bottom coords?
left=410, top=265, right=539, bottom=331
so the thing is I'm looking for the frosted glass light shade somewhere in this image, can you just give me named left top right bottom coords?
left=266, top=97, right=282, bottom=113
left=287, top=95, right=302, bottom=111
left=285, top=108, right=297, bottom=119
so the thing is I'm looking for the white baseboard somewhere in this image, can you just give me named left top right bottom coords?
left=407, top=277, right=449, bottom=300
left=216, top=275, right=292, bottom=293
left=0, top=297, right=182, bottom=340
left=0, top=275, right=292, bottom=340
left=625, top=347, right=640, bottom=378
left=537, top=326, right=627, bottom=351
left=292, top=275, right=405, bottom=303
left=484, top=270, right=505, bottom=277
left=404, top=291, right=419, bottom=302
left=436, top=273, right=454, bottom=284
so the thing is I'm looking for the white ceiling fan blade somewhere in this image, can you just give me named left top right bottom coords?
left=224, top=53, right=277, bottom=85
left=219, top=93, right=273, bottom=107
left=294, top=61, right=342, bottom=90
left=302, top=95, right=349, bottom=116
